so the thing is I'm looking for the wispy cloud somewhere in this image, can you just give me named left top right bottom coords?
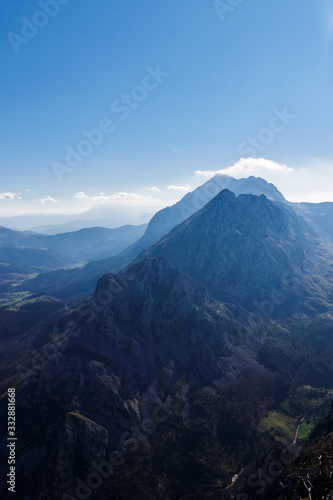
left=74, top=191, right=162, bottom=206
left=195, top=156, right=333, bottom=203
left=0, top=192, right=22, bottom=200
left=144, top=186, right=162, bottom=193
left=34, top=196, right=61, bottom=204
left=167, top=183, right=191, bottom=192
left=195, top=158, right=293, bottom=179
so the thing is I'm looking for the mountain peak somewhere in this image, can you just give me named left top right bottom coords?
left=146, top=191, right=328, bottom=313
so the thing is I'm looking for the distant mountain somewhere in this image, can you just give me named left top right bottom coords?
left=0, top=224, right=147, bottom=276
left=0, top=206, right=154, bottom=232
left=42, top=224, right=148, bottom=262
left=146, top=190, right=333, bottom=315
left=30, top=211, right=153, bottom=235
left=293, top=201, right=333, bottom=243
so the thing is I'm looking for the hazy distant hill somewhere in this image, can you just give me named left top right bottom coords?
left=0, top=207, right=153, bottom=233
left=0, top=224, right=147, bottom=276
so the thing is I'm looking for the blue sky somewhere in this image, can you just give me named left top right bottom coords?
left=1, top=0, right=333, bottom=215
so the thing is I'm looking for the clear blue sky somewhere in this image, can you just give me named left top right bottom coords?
left=1, top=0, right=333, bottom=214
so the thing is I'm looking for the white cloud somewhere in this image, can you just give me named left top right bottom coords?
left=0, top=192, right=22, bottom=200
left=167, top=183, right=191, bottom=193
left=195, top=170, right=227, bottom=179
left=281, top=158, right=333, bottom=203
left=74, top=191, right=162, bottom=206
left=144, top=186, right=162, bottom=192
left=34, top=196, right=61, bottom=204
left=195, top=156, right=333, bottom=203
left=195, top=158, right=293, bottom=179
left=74, top=191, right=89, bottom=199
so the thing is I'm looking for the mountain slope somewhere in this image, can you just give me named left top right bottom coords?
left=294, top=201, right=333, bottom=243
left=0, top=256, right=266, bottom=499
left=146, top=190, right=333, bottom=314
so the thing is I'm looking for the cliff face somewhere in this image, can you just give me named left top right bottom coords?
left=1, top=255, right=266, bottom=499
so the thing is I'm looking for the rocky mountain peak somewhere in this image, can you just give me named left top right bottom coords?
left=146, top=191, right=330, bottom=313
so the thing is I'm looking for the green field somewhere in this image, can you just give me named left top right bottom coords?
left=298, top=422, right=313, bottom=439
left=0, top=290, right=48, bottom=308
left=258, top=410, right=296, bottom=444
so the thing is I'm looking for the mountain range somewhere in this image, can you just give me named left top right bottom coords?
left=12, top=175, right=333, bottom=303
left=9, top=176, right=293, bottom=299
left=0, top=224, right=147, bottom=288
left=0, top=175, right=333, bottom=499
left=0, top=205, right=153, bottom=233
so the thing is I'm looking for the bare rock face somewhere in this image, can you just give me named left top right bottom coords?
left=51, top=412, right=109, bottom=495
left=147, top=190, right=332, bottom=314
left=54, top=256, right=264, bottom=397
left=92, top=256, right=265, bottom=380
left=1, top=255, right=265, bottom=499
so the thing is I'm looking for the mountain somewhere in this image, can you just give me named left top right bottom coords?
left=136, top=175, right=287, bottom=250
left=0, top=224, right=147, bottom=276
left=30, top=210, right=153, bottom=235
left=1, top=188, right=333, bottom=499
left=40, top=224, right=148, bottom=262
left=0, top=206, right=154, bottom=233
left=0, top=256, right=266, bottom=499
left=294, top=201, right=333, bottom=243
left=29, top=212, right=152, bottom=235
left=146, top=190, right=333, bottom=315
left=15, top=176, right=289, bottom=301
